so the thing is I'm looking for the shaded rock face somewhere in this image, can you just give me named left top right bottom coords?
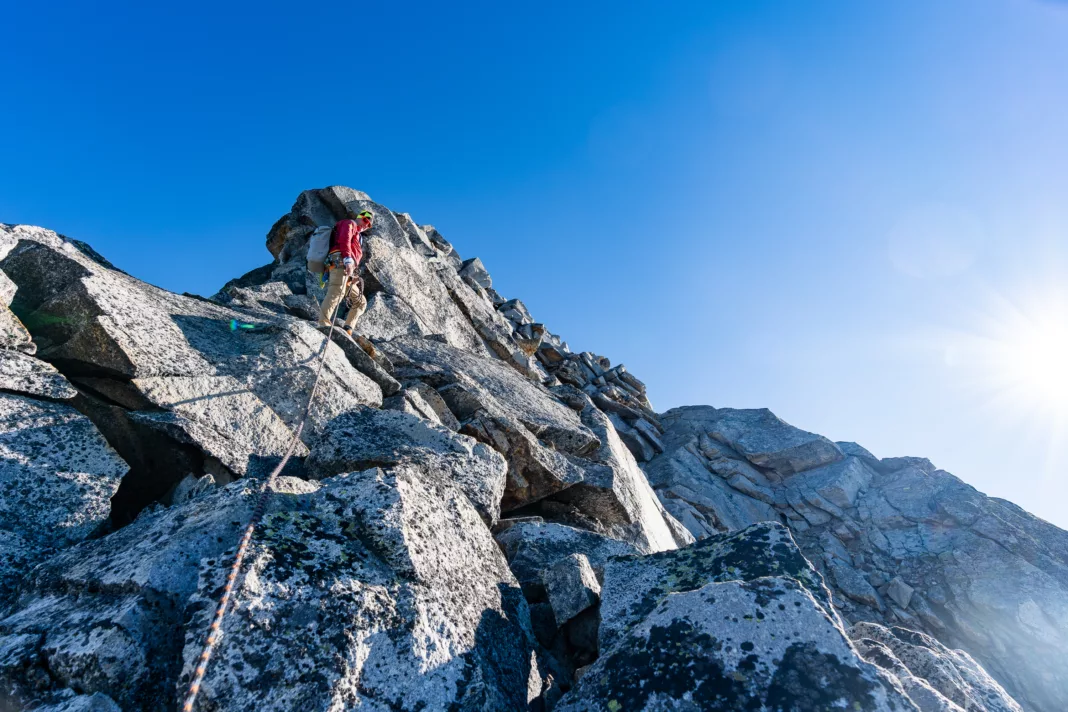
left=649, top=405, right=1067, bottom=712
left=0, top=394, right=127, bottom=609
left=0, top=189, right=1052, bottom=712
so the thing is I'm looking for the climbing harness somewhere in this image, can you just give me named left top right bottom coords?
left=181, top=276, right=350, bottom=712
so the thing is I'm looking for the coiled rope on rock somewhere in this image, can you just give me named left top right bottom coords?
left=182, top=276, right=350, bottom=712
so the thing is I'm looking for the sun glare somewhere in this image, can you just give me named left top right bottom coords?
left=966, top=289, right=1068, bottom=417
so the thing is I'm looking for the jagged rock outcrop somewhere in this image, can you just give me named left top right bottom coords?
left=305, top=404, right=508, bottom=524
left=850, top=622, right=1022, bottom=712
left=0, top=188, right=1056, bottom=712
left=0, top=223, right=380, bottom=522
left=557, top=523, right=919, bottom=711
left=0, top=467, right=542, bottom=711
left=648, top=405, right=1068, bottom=712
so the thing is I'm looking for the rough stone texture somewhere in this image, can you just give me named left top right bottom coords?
left=327, top=329, right=401, bottom=396
left=559, top=523, right=918, bottom=712
left=385, top=336, right=607, bottom=512
left=305, top=405, right=507, bottom=524
left=434, top=261, right=540, bottom=378
left=853, top=634, right=967, bottom=712
left=598, top=522, right=835, bottom=653
left=851, top=622, right=1023, bottom=712
left=549, top=405, right=681, bottom=553
left=0, top=224, right=380, bottom=488
left=495, top=520, right=639, bottom=590
left=360, top=235, right=489, bottom=356
left=887, top=576, right=915, bottom=609
left=459, top=257, right=492, bottom=289
left=645, top=406, right=779, bottom=537
left=0, top=193, right=1053, bottom=712
left=679, top=406, right=845, bottom=477
left=0, top=269, right=35, bottom=355
left=650, top=403, right=1060, bottom=712
left=0, top=468, right=542, bottom=711
left=0, top=349, right=77, bottom=399
left=0, top=393, right=127, bottom=609
left=32, top=692, right=124, bottom=711
left=543, top=553, right=601, bottom=627
left=127, top=374, right=303, bottom=476
left=389, top=336, right=596, bottom=454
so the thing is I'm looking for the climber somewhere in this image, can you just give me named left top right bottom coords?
left=318, top=209, right=373, bottom=335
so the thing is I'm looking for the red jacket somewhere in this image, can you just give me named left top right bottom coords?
left=328, top=219, right=364, bottom=263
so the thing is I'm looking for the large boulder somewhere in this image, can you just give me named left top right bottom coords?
left=558, top=523, right=918, bottom=711
left=597, top=522, right=835, bottom=652
left=0, top=225, right=380, bottom=515
left=0, top=466, right=543, bottom=711
left=359, top=235, right=490, bottom=355
left=0, top=393, right=127, bottom=609
left=305, top=405, right=507, bottom=524
left=0, top=349, right=77, bottom=399
left=387, top=336, right=596, bottom=454
left=432, top=260, right=540, bottom=378
left=495, top=519, right=640, bottom=593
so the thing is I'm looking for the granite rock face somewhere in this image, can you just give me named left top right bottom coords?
left=557, top=523, right=918, bottom=711
left=0, top=468, right=542, bottom=711
left=648, top=404, right=1067, bottom=712
left=0, top=223, right=380, bottom=522
left=305, top=404, right=507, bottom=524
left=850, top=622, right=1022, bottom=712
left=0, top=189, right=1055, bottom=711
left=0, top=394, right=127, bottom=609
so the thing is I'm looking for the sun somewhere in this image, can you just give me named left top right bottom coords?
left=963, top=286, right=1068, bottom=420
left=986, top=307, right=1068, bottom=409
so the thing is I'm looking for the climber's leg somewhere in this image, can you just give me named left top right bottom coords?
left=318, top=268, right=347, bottom=327
left=343, top=283, right=367, bottom=331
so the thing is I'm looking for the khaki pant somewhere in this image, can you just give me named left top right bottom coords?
left=318, top=268, right=367, bottom=329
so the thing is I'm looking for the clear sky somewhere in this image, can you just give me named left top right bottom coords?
left=4, top=1, right=1067, bottom=527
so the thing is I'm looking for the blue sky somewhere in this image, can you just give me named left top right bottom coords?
left=4, top=1, right=1068, bottom=527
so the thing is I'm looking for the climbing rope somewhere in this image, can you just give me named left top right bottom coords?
left=182, top=275, right=350, bottom=712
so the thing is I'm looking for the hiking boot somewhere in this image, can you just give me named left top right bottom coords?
left=343, top=325, right=354, bottom=337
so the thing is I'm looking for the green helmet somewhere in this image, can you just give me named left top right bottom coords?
left=355, top=210, right=374, bottom=221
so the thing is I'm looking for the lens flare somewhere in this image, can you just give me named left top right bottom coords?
left=953, top=285, right=1068, bottom=424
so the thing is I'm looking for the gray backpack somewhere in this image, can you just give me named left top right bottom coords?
left=306, top=225, right=333, bottom=274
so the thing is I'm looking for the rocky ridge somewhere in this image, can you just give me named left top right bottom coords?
left=0, top=187, right=1061, bottom=711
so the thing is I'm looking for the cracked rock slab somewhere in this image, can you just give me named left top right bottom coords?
left=305, top=405, right=507, bottom=524
left=558, top=576, right=917, bottom=712
left=0, top=466, right=541, bottom=711
left=597, top=522, right=835, bottom=654
left=495, top=519, right=639, bottom=591
left=851, top=622, right=1022, bottom=712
